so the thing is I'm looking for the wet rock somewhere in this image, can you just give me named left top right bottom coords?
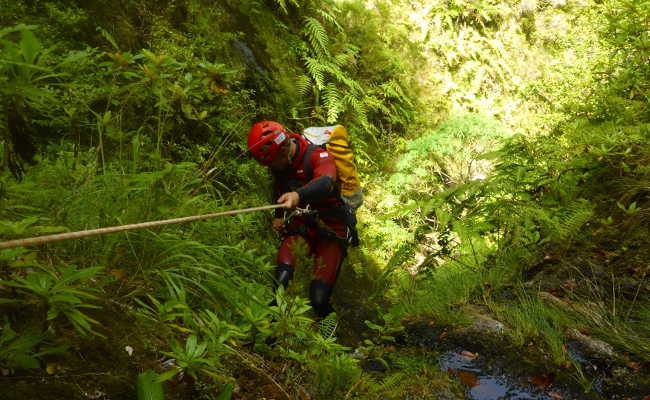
left=363, top=359, right=388, bottom=373
left=524, top=271, right=564, bottom=292
left=402, top=321, right=444, bottom=348
left=538, top=291, right=570, bottom=309
left=447, top=306, right=509, bottom=349
left=566, top=328, right=616, bottom=361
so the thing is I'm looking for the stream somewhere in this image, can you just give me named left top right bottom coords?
left=439, top=347, right=593, bottom=400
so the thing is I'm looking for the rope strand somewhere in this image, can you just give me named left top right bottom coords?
left=0, top=204, right=285, bottom=250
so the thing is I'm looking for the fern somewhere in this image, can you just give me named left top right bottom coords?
left=296, top=74, right=312, bottom=98
left=333, top=52, right=352, bottom=67
left=318, top=312, right=338, bottom=339
left=304, top=56, right=325, bottom=89
left=317, top=8, right=343, bottom=33
left=366, top=372, right=405, bottom=396
left=272, top=0, right=299, bottom=14
left=323, top=83, right=343, bottom=122
left=343, top=93, right=365, bottom=114
left=322, top=62, right=363, bottom=93
left=303, top=17, right=330, bottom=57
left=554, top=199, right=594, bottom=241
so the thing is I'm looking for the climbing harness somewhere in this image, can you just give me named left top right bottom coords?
left=0, top=204, right=286, bottom=250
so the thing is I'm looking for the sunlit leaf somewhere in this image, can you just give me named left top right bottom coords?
left=20, top=30, right=41, bottom=65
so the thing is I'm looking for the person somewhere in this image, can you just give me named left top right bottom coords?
left=247, top=121, right=350, bottom=318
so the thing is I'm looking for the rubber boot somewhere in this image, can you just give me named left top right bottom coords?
left=276, top=263, right=294, bottom=289
left=309, top=279, right=334, bottom=318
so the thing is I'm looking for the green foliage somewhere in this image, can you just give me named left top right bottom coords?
left=596, top=0, right=650, bottom=122
left=391, top=112, right=510, bottom=194
left=0, top=264, right=104, bottom=336
left=0, top=320, right=66, bottom=371
left=137, top=370, right=165, bottom=400
left=493, top=293, right=574, bottom=365
left=2, top=0, right=649, bottom=397
left=159, top=334, right=218, bottom=381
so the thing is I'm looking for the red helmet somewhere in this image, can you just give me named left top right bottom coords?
left=247, top=121, right=289, bottom=166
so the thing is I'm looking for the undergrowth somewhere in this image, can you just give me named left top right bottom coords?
left=1, top=0, right=649, bottom=398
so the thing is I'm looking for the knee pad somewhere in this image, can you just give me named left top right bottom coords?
left=310, top=280, right=334, bottom=318
left=276, top=263, right=294, bottom=289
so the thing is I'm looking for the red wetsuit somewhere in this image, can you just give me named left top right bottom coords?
left=272, top=134, right=347, bottom=316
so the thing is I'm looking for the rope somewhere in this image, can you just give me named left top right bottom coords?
left=0, top=204, right=286, bottom=250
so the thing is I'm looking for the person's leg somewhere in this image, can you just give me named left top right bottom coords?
left=310, top=238, right=345, bottom=318
left=276, top=235, right=306, bottom=288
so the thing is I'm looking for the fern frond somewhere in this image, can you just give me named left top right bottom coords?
left=273, top=0, right=288, bottom=14
left=363, top=95, right=390, bottom=114
left=380, top=372, right=404, bottom=393
left=296, top=74, right=312, bottom=98
left=303, top=17, right=330, bottom=57
left=304, top=56, right=325, bottom=89
left=343, top=93, right=366, bottom=114
left=323, top=83, right=343, bottom=123
left=317, top=8, right=343, bottom=32
left=321, top=62, right=363, bottom=93
left=272, top=0, right=299, bottom=14
left=555, top=199, right=593, bottom=241
left=333, top=53, right=352, bottom=67
left=318, top=312, right=338, bottom=339
left=367, top=372, right=404, bottom=395
left=380, top=80, right=409, bottom=102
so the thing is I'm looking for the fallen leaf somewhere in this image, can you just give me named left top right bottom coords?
left=456, top=370, right=479, bottom=387
left=562, top=360, right=573, bottom=369
left=528, top=374, right=553, bottom=388
left=210, top=82, right=229, bottom=94
left=46, top=363, right=59, bottom=375
left=548, top=392, right=563, bottom=399
left=299, top=387, right=312, bottom=400
left=626, top=361, right=642, bottom=371
left=460, top=350, right=479, bottom=359
left=598, top=249, right=618, bottom=259
left=438, top=331, right=448, bottom=340
left=110, top=269, right=127, bottom=280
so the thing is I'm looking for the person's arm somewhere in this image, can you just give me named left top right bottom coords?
left=295, top=149, right=337, bottom=203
